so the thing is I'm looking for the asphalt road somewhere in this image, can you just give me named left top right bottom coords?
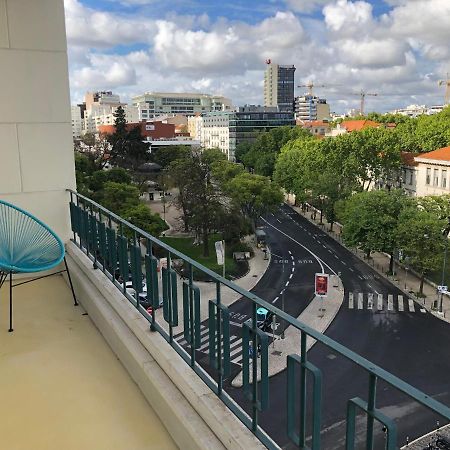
left=225, top=205, right=450, bottom=449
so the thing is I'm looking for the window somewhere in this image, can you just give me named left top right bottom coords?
left=409, top=170, right=413, bottom=185
left=426, top=168, right=431, bottom=185
left=442, top=170, right=447, bottom=188
left=434, top=168, right=439, bottom=186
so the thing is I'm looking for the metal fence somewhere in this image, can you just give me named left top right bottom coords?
left=68, top=189, right=450, bottom=449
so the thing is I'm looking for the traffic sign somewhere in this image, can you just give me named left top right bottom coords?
left=437, top=285, right=448, bottom=294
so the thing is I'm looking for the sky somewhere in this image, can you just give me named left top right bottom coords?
left=65, top=0, right=450, bottom=114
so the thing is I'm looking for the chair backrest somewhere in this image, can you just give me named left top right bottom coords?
left=0, top=200, right=65, bottom=273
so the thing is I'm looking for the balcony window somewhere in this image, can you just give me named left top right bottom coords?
left=426, top=168, right=431, bottom=185
left=442, top=170, right=447, bottom=188
left=433, top=168, right=439, bottom=186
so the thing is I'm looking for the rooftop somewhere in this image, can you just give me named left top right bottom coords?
left=0, top=275, right=176, bottom=450
left=340, top=119, right=380, bottom=132
left=415, top=146, right=450, bottom=163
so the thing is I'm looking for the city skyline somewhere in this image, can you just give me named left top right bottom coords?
left=66, top=0, right=450, bottom=113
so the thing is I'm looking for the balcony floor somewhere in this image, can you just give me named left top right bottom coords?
left=0, top=274, right=177, bottom=450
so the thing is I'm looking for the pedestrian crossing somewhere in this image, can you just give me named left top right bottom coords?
left=347, top=292, right=427, bottom=313
left=175, top=324, right=244, bottom=366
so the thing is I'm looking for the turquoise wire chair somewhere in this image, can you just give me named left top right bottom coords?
left=0, top=200, right=77, bottom=332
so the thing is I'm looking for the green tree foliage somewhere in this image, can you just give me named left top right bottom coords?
left=122, top=203, right=168, bottom=237
left=237, top=126, right=313, bottom=177
left=226, top=173, right=284, bottom=229
left=108, top=106, right=150, bottom=171
left=341, top=190, right=412, bottom=269
left=397, top=207, right=446, bottom=294
left=97, top=181, right=140, bottom=215
left=366, top=112, right=412, bottom=125
left=151, top=145, right=191, bottom=169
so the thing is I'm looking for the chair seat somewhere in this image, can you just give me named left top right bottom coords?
left=0, top=200, right=65, bottom=274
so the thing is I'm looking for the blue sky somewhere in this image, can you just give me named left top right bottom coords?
left=65, top=0, right=450, bottom=113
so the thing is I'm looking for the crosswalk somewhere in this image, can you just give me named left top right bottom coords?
left=175, top=324, right=244, bottom=366
left=347, top=292, right=427, bottom=313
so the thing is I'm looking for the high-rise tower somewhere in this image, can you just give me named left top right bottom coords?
left=264, top=61, right=296, bottom=112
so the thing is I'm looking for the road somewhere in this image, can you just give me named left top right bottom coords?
left=225, top=205, right=450, bottom=449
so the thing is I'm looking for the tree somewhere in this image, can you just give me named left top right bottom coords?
left=397, top=207, right=446, bottom=294
left=122, top=203, right=168, bottom=237
left=151, top=145, right=191, bottom=169
left=226, top=172, right=283, bottom=229
left=341, top=190, right=411, bottom=269
left=108, top=106, right=150, bottom=172
left=99, top=181, right=140, bottom=215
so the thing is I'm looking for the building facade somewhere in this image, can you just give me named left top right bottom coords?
left=98, top=121, right=176, bottom=140
left=294, top=95, right=330, bottom=121
left=415, top=147, right=450, bottom=197
left=132, top=92, right=232, bottom=119
left=264, top=63, right=296, bottom=112
left=201, top=106, right=295, bottom=161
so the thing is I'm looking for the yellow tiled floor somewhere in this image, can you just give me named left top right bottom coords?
left=0, top=274, right=177, bottom=450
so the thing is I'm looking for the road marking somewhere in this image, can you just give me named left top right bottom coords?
left=342, top=261, right=347, bottom=266
left=272, top=296, right=279, bottom=304
left=349, top=267, right=354, bottom=272
left=280, top=289, right=285, bottom=294
left=285, top=280, right=290, bottom=286
left=334, top=254, right=339, bottom=259
left=322, top=244, right=327, bottom=248
left=291, top=267, right=295, bottom=273
left=367, top=284, right=380, bottom=295
left=358, top=275, right=363, bottom=280
left=420, top=308, right=426, bottom=313
left=276, top=218, right=281, bottom=223
left=377, top=294, right=383, bottom=310
left=288, top=251, right=292, bottom=255
left=398, top=295, right=404, bottom=312
left=358, top=292, right=363, bottom=309
left=349, top=292, right=354, bottom=309
left=388, top=295, right=393, bottom=311
left=408, top=299, right=415, bottom=312
left=289, top=273, right=293, bottom=280
left=367, top=293, right=373, bottom=310
left=261, top=217, right=336, bottom=275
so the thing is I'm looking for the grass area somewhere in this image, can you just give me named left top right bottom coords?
left=159, top=234, right=248, bottom=280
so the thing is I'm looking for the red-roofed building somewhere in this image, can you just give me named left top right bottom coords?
left=339, top=120, right=380, bottom=132
left=98, top=121, right=176, bottom=139
left=297, top=120, right=331, bottom=136
left=414, top=146, right=450, bottom=196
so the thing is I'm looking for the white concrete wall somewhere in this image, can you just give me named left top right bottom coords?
left=416, top=163, right=450, bottom=197
left=0, top=0, right=75, bottom=242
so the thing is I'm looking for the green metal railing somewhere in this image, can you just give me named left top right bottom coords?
left=68, top=189, right=450, bottom=449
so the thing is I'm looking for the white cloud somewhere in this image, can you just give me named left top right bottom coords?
left=65, top=0, right=450, bottom=112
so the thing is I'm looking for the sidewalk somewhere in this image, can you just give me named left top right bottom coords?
left=400, top=423, right=450, bottom=449
left=288, top=202, right=450, bottom=323
left=231, top=278, right=344, bottom=387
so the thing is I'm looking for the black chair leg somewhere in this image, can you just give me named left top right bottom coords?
left=9, top=271, right=13, bottom=332
left=64, top=257, right=78, bottom=306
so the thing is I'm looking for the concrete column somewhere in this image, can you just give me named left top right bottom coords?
left=0, top=0, right=75, bottom=241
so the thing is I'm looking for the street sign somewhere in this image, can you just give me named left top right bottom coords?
left=315, top=273, right=329, bottom=297
left=437, top=285, right=448, bottom=293
left=215, top=240, right=225, bottom=266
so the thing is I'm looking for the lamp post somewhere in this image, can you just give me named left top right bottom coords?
left=269, top=251, right=286, bottom=339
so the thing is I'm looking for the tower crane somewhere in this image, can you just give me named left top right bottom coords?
left=350, top=90, right=378, bottom=116
left=438, top=73, right=450, bottom=104
left=297, top=81, right=339, bottom=96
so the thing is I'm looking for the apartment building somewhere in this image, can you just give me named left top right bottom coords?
left=132, top=92, right=232, bottom=119
left=294, top=95, right=330, bottom=122
left=264, top=63, right=296, bottom=112
left=415, top=146, right=450, bottom=196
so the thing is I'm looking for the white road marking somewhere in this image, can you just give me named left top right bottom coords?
left=285, top=280, right=290, bottom=286
left=342, top=261, right=347, bottom=266
left=349, top=292, right=354, bottom=309
left=289, top=273, right=293, bottom=280
left=334, top=254, right=339, bottom=259
left=280, top=289, right=285, bottom=294
left=261, top=217, right=337, bottom=275
left=367, top=293, right=373, bottom=310
left=367, top=284, right=380, bottom=295
left=377, top=294, right=383, bottom=310
left=272, top=296, right=279, bottom=304
left=349, top=267, right=354, bottom=272
left=398, top=295, right=404, bottom=312
left=276, top=219, right=281, bottom=223
left=291, top=267, right=295, bottom=273
left=358, top=275, right=363, bottom=280
left=420, top=308, right=426, bottom=313
left=408, top=299, right=415, bottom=312
left=388, top=295, right=393, bottom=311
left=288, top=250, right=292, bottom=255
left=358, top=292, right=363, bottom=309
left=322, top=244, right=327, bottom=249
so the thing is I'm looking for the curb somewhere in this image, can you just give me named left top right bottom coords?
left=287, top=203, right=450, bottom=323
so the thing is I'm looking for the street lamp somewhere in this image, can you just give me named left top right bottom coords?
left=268, top=251, right=286, bottom=339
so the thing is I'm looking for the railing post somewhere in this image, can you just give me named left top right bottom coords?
left=188, top=262, right=195, bottom=368
left=251, top=301, right=258, bottom=433
left=216, top=280, right=223, bottom=396
left=366, top=374, right=378, bottom=450
left=299, top=331, right=307, bottom=448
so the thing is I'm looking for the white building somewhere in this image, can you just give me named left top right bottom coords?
left=201, top=113, right=231, bottom=159
left=187, top=115, right=204, bottom=140
left=391, top=104, right=446, bottom=118
left=71, top=105, right=83, bottom=139
left=414, top=146, right=450, bottom=196
left=132, top=92, right=232, bottom=119
left=294, top=95, right=330, bottom=122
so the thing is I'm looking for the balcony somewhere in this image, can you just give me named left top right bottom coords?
left=0, top=274, right=176, bottom=450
